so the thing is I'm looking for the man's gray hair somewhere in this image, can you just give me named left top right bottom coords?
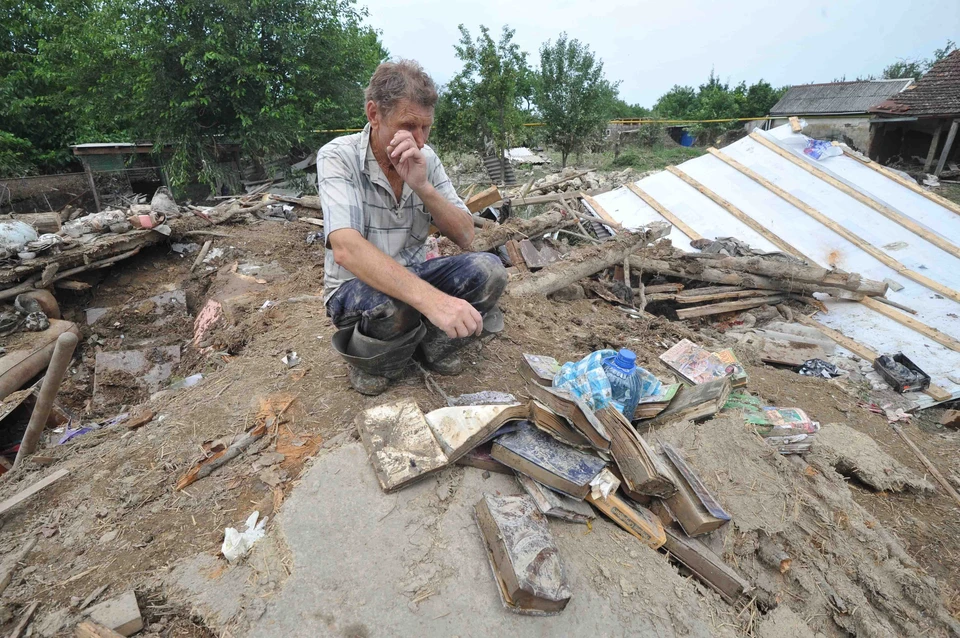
left=364, top=60, right=439, bottom=115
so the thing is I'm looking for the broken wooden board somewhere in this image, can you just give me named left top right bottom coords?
left=504, top=240, right=528, bottom=272
left=518, top=239, right=560, bottom=269
left=516, top=473, right=596, bottom=524
left=759, top=338, right=828, bottom=367
left=0, top=468, right=70, bottom=516
left=465, top=185, right=502, bottom=213
left=674, top=286, right=781, bottom=304
left=492, top=422, right=607, bottom=500
left=675, top=295, right=786, bottom=319
left=475, top=493, right=572, bottom=615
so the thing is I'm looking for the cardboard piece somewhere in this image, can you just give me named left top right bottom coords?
left=475, top=493, right=572, bottom=615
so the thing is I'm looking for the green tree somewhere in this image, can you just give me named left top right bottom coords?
left=610, top=98, right=650, bottom=120
left=534, top=33, right=617, bottom=167
left=438, top=25, right=531, bottom=177
left=653, top=85, right=698, bottom=119
left=2, top=0, right=386, bottom=187
left=883, top=39, right=956, bottom=79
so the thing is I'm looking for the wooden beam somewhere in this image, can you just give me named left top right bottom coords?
left=850, top=148, right=960, bottom=218
left=0, top=469, right=70, bottom=516
left=707, top=147, right=960, bottom=304
left=504, top=240, right=528, bottom=273
left=860, top=297, right=960, bottom=353
left=934, top=119, right=959, bottom=178
left=581, top=193, right=620, bottom=232
left=794, top=314, right=950, bottom=401
left=665, top=165, right=812, bottom=262
left=749, top=131, right=960, bottom=261
left=675, top=287, right=781, bottom=304
left=9, top=601, right=39, bottom=638
left=891, top=423, right=960, bottom=508
left=923, top=123, right=943, bottom=173
left=465, top=185, right=502, bottom=213
left=675, top=296, right=786, bottom=319
left=622, top=182, right=703, bottom=241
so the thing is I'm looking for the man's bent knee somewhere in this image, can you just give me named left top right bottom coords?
left=459, top=252, right=508, bottom=306
left=360, top=298, right=422, bottom=341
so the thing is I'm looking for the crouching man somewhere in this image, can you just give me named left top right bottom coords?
left=319, top=60, right=507, bottom=395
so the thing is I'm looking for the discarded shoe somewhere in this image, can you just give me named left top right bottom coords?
left=348, top=365, right=392, bottom=396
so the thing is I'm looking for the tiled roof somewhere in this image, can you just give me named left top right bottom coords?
left=870, top=49, right=960, bottom=118
left=770, top=79, right=913, bottom=116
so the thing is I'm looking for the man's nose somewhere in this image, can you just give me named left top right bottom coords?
left=414, top=129, right=426, bottom=148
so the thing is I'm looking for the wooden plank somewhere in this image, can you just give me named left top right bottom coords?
left=749, top=132, right=960, bottom=261
left=581, top=193, right=620, bottom=233
left=504, top=240, right=528, bottom=273
left=54, top=280, right=92, bottom=291
left=675, top=287, right=780, bottom=304
left=645, top=283, right=684, bottom=294
left=75, top=621, right=125, bottom=638
left=794, top=314, right=951, bottom=401
left=465, top=185, right=501, bottom=213
left=891, top=423, right=960, bottom=508
left=0, top=469, right=69, bottom=516
left=622, top=182, right=703, bottom=241
left=666, top=166, right=812, bottom=262
left=849, top=150, right=960, bottom=218
left=675, top=296, right=786, bottom=319
left=708, top=148, right=960, bottom=304
left=860, top=297, right=960, bottom=353
left=789, top=116, right=802, bottom=133
left=9, top=601, right=39, bottom=638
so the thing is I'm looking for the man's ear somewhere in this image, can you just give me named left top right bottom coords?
left=365, top=101, right=378, bottom=127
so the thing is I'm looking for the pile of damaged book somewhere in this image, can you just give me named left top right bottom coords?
left=723, top=391, right=820, bottom=454
left=354, top=345, right=756, bottom=615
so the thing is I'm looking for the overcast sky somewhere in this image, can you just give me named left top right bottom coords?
left=358, top=0, right=958, bottom=107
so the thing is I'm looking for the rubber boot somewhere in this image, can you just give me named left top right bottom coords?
left=331, top=322, right=426, bottom=395
left=417, top=307, right=504, bottom=375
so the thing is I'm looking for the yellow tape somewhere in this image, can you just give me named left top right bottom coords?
left=312, top=115, right=773, bottom=134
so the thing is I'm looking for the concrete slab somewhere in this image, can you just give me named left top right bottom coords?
left=235, top=443, right=735, bottom=638
left=94, top=345, right=181, bottom=405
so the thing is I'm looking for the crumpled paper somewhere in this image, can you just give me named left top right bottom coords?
left=222, top=511, right=268, bottom=562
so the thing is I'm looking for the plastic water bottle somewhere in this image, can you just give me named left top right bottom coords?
left=601, top=349, right=643, bottom=422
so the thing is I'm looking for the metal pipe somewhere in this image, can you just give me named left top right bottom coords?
left=13, top=332, right=78, bottom=468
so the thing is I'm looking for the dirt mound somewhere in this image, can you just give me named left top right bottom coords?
left=809, top=423, right=936, bottom=494
left=651, top=415, right=960, bottom=637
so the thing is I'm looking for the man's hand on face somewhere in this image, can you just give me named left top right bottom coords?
left=423, top=292, right=484, bottom=339
left=387, top=130, right=429, bottom=193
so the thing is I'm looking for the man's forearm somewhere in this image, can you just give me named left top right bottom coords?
left=416, top=184, right=474, bottom=249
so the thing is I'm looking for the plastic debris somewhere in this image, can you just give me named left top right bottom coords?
left=798, top=359, right=842, bottom=378
left=803, top=138, right=842, bottom=160
left=282, top=352, right=300, bottom=367
left=259, top=300, right=276, bottom=312
left=221, top=511, right=268, bottom=562
left=305, top=231, right=324, bottom=246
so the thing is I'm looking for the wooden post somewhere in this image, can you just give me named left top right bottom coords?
left=934, top=119, right=959, bottom=177
left=923, top=122, right=944, bottom=173
left=83, top=161, right=101, bottom=213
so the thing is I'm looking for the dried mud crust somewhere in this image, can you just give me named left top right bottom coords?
left=1, top=217, right=959, bottom=635
left=651, top=415, right=960, bottom=637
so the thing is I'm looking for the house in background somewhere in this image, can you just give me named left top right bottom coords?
left=869, top=49, right=960, bottom=176
left=767, top=78, right=914, bottom=152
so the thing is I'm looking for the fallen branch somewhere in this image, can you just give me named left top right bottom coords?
left=508, top=222, right=670, bottom=297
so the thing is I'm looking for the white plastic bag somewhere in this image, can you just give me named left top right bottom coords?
left=221, top=511, right=268, bottom=562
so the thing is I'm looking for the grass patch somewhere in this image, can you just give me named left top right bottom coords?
left=605, top=145, right=706, bottom=171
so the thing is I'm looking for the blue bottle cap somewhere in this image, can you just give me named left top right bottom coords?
left=614, top=348, right=636, bottom=370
